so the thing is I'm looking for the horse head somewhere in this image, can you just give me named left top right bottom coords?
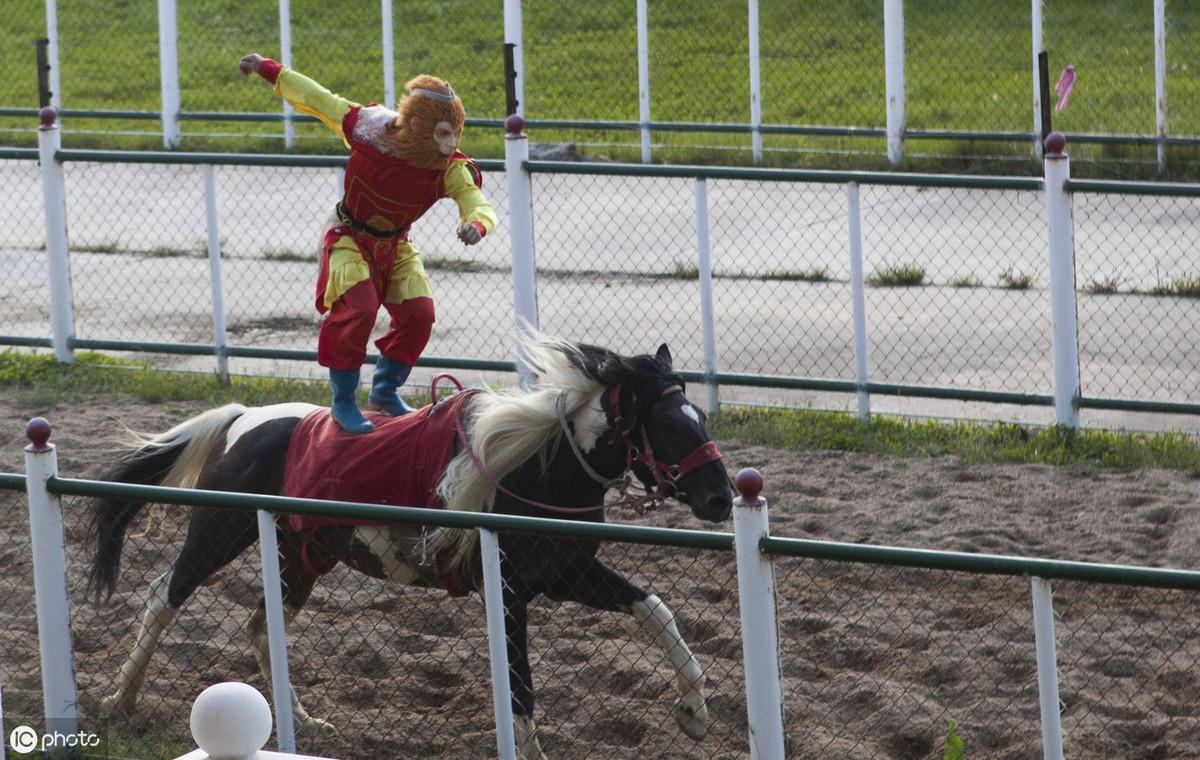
left=584, top=342, right=734, bottom=523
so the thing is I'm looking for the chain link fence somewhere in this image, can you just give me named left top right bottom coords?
left=2, top=153, right=1198, bottom=421
left=5, top=1, right=1200, bottom=164
left=0, top=487, right=748, bottom=758
left=5, top=479, right=1200, bottom=758
left=773, top=558, right=1200, bottom=759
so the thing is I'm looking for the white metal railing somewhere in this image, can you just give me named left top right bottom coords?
left=30, top=1, right=1183, bottom=166
left=28, top=109, right=1163, bottom=429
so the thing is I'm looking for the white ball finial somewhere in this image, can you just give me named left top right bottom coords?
left=189, top=682, right=273, bottom=759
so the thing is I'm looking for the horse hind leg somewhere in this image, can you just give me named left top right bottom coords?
left=100, top=570, right=177, bottom=716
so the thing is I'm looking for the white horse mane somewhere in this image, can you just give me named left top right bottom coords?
left=432, top=332, right=608, bottom=570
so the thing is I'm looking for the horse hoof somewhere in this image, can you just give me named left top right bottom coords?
left=674, top=699, right=709, bottom=741
left=296, top=717, right=338, bottom=737
left=100, top=693, right=133, bottom=717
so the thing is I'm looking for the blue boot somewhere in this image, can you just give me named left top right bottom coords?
left=368, top=356, right=416, bottom=416
left=329, top=368, right=375, bottom=435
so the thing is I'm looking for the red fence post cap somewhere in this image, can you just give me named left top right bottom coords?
left=1044, top=131, right=1067, bottom=156
left=735, top=467, right=763, bottom=501
left=39, top=107, right=57, bottom=127
left=505, top=113, right=525, bottom=135
left=26, top=417, right=51, bottom=449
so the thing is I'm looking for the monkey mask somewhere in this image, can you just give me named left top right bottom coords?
left=386, top=74, right=466, bottom=170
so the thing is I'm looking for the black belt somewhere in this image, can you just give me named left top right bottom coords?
left=335, top=201, right=408, bottom=239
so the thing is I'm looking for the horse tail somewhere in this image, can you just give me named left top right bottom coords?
left=88, top=403, right=247, bottom=602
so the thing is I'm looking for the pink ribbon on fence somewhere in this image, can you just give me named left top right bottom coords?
left=1055, top=65, right=1076, bottom=112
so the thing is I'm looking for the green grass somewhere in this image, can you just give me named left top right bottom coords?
left=672, top=261, right=700, bottom=279
left=4, top=0, right=1200, bottom=177
left=1148, top=275, right=1200, bottom=298
left=3, top=350, right=1196, bottom=472
left=998, top=268, right=1036, bottom=290
left=949, top=275, right=982, bottom=288
left=1084, top=275, right=1122, bottom=295
left=867, top=263, right=926, bottom=287
left=262, top=246, right=316, bottom=262
left=709, top=406, right=1200, bottom=471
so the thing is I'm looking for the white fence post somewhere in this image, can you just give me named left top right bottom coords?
left=1031, top=0, right=1044, bottom=158
left=23, top=418, right=78, bottom=738
left=504, top=116, right=539, bottom=385
left=44, top=0, right=62, bottom=111
left=279, top=0, right=295, bottom=148
left=503, top=0, right=526, bottom=117
left=747, top=0, right=763, bottom=163
left=479, top=529, right=517, bottom=760
left=636, top=0, right=652, bottom=163
left=732, top=469, right=785, bottom=759
left=1041, top=133, right=1080, bottom=428
left=37, top=109, right=75, bottom=364
left=1154, top=0, right=1168, bottom=174
left=883, top=0, right=905, bottom=165
left=694, top=178, right=720, bottom=414
left=156, top=0, right=180, bottom=148
left=203, top=166, right=230, bottom=383
left=255, top=510, right=296, bottom=753
left=382, top=0, right=396, bottom=109
left=846, top=182, right=870, bottom=420
left=1031, top=578, right=1064, bottom=760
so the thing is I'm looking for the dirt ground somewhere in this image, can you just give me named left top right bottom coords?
left=2, top=391, right=1199, bottom=759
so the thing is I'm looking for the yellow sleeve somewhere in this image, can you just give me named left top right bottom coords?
left=445, top=161, right=499, bottom=235
left=273, top=67, right=358, bottom=144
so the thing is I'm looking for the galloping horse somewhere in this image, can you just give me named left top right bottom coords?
left=88, top=335, right=733, bottom=758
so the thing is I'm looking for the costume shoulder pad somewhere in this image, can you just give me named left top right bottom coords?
left=451, top=151, right=484, bottom=189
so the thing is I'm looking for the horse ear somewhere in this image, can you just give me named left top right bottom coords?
left=655, top=343, right=673, bottom=369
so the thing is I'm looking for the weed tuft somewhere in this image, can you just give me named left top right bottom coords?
left=867, top=263, right=926, bottom=287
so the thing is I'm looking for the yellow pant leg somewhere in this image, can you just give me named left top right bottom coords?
left=384, top=241, right=433, bottom=305
left=322, top=235, right=372, bottom=311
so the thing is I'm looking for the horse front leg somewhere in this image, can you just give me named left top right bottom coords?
left=548, top=559, right=709, bottom=740
left=245, top=525, right=347, bottom=736
left=502, top=578, right=545, bottom=760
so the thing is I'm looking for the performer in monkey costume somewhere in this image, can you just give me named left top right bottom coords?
left=240, top=53, right=498, bottom=434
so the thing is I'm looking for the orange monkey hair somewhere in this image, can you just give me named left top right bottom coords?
left=385, top=74, right=466, bottom=170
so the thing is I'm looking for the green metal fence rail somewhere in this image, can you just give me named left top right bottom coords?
left=6, top=106, right=1200, bottom=150
left=7, top=470, right=1200, bottom=590
left=36, top=476, right=735, bottom=552
left=761, top=535, right=1200, bottom=591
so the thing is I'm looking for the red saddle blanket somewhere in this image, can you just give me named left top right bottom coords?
left=282, top=391, right=476, bottom=533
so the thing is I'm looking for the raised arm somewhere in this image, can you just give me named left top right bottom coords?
left=239, top=53, right=357, bottom=142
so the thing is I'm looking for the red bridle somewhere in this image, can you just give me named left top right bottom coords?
left=456, top=382, right=723, bottom=514
left=609, top=384, right=723, bottom=505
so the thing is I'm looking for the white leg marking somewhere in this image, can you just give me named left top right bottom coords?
left=246, top=605, right=336, bottom=736
left=514, top=715, right=547, bottom=760
left=632, top=593, right=709, bottom=740
left=101, top=571, right=177, bottom=715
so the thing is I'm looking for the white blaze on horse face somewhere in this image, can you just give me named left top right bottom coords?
left=225, top=402, right=321, bottom=453
left=571, top=392, right=609, bottom=453
left=681, top=403, right=703, bottom=428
